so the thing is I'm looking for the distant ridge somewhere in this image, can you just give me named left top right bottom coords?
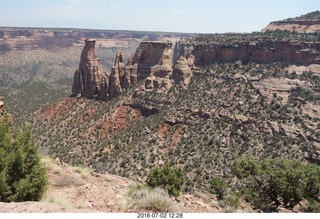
left=262, top=10, right=320, bottom=33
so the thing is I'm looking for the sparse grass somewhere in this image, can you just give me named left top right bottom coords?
left=73, top=166, right=92, bottom=179
left=75, top=202, right=87, bottom=209
left=53, top=169, right=60, bottom=174
left=124, top=184, right=185, bottom=212
left=54, top=174, right=84, bottom=187
left=193, top=191, right=211, bottom=203
left=41, top=155, right=61, bottom=174
left=220, top=193, right=241, bottom=210
left=45, top=193, right=71, bottom=208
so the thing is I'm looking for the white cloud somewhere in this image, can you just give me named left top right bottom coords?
left=109, top=3, right=117, bottom=8
left=171, top=10, right=182, bottom=15
left=68, top=0, right=83, bottom=4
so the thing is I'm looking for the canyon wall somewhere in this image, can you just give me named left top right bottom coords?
left=72, top=37, right=320, bottom=99
left=177, top=40, right=320, bottom=66
left=71, top=40, right=176, bottom=99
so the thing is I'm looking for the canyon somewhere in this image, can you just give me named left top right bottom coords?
left=71, top=33, right=320, bottom=99
left=1, top=11, right=320, bottom=213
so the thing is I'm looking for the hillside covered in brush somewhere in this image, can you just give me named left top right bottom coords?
left=32, top=58, right=320, bottom=192
left=2, top=11, right=320, bottom=212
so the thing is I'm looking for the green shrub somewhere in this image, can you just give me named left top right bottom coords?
left=231, top=156, right=320, bottom=211
left=305, top=199, right=320, bottom=213
left=146, top=164, right=185, bottom=196
left=210, top=177, right=227, bottom=199
left=0, top=118, right=48, bottom=202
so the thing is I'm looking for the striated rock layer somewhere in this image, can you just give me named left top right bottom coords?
left=262, top=20, right=320, bottom=33
left=131, top=41, right=173, bottom=78
left=176, top=40, right=320, bottom=66
left=142, top=42, right=174, bottom=93
left=73, top=36, right=320, bottom=100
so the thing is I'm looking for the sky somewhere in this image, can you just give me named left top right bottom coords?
left=0, top=0, right=319, bottom=33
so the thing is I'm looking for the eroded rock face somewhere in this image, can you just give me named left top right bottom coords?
left=72, top=39, right=104, bottom=98
left=131, top=41, right=173, bottom=78
left=173, top=55, right=194, bottom=89
left=130, top=41, right=175, bottom=93
left=109, top=52, right=124, bottom=98
left=72, top=69, right=83, bottom=95
left=99, top=73, right=110, bottom=100
left=123, top=57, right=139, bottom=89
left=262, top=20, right=320, bottom=33
left=177, top=40, right=320, bottom=66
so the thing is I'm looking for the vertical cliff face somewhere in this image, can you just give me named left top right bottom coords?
left=109, top=52, right=124, bottom=98
left=71, top=39, right=104, bottom=98
left=99, top=74, right=109, bottom=100
left=71, top=40, right=178, bottom=99
left=71, top=39, right=140, bottom=99
left=131, top=41, right=173, bottom=78
left=176, top=40, right=320, bottom=66
left=142, top=42, right=174, bottom=93
left=172, top=55, right=195, bottom=89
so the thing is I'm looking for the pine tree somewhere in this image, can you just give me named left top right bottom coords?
left=0, top=118, right=47, bottom=202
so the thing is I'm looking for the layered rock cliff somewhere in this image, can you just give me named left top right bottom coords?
left=262, top=20, right=320, bottom=33
left=176, top=39, right=320, bottom=66
left=130, top=41, right=173, bottom=78
left=262, top=10, right=320, bottom=33
left=72, top=33, right=320, bottom=100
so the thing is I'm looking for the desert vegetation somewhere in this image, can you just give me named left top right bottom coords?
left=0, top=114, right=47, bottom=202
left=1, top=25, right=320, bottom=212
left=30, top=60, right=320, bottom=211
left=232, top=157, right=320, bottom=212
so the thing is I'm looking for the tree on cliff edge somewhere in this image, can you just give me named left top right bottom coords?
left=0, top=115, right=47, bottom=202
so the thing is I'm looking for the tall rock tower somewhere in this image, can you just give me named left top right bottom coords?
left=72, top=39, right=104, bottom=98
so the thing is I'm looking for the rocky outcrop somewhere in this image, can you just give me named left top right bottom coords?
left=109, top=52, right=123, bottom=98
left=99, top=73, right=110, bottom=100
left=144, top=43, right=174, bottom=93
left=262, top=20, right=320, bottom=33
left=131, top=41, right=173, bottom=78
left=72, top=39, right=104, bottom=98
left=72, top=37, right=320, bottom=100
left=173, top=55, right=195, bottom=89
left=177, top=40, right=320, bottom=66
left=123, top=60, right=136, bottom=89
